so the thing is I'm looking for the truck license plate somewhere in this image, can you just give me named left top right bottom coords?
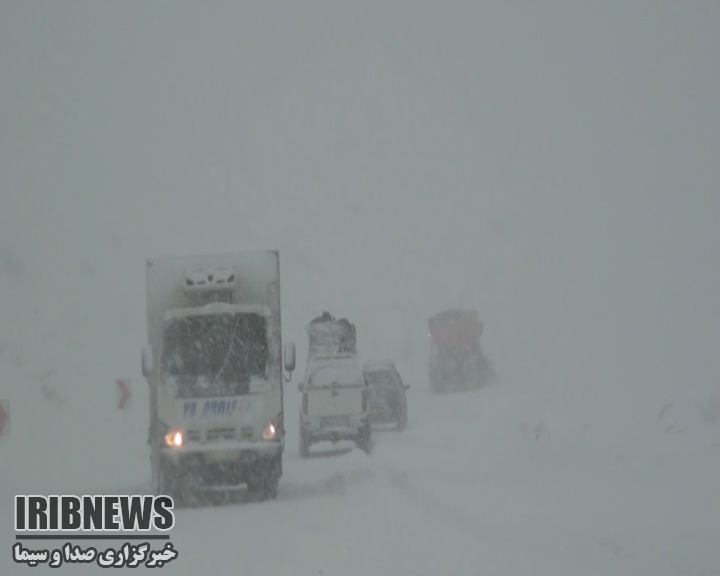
left=323, top=417, right=348, bottom=427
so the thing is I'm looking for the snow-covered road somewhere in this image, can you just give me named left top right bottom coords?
left=2, top=367, right=718, bottom=575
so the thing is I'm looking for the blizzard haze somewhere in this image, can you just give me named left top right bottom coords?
left=1, top=2, right=719, bottom=575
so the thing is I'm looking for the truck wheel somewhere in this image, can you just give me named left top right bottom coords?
left=264, top=479, right=278, bottom=500
left=247, top=460, right=279, bottom=501
left=299, top=426, right=310, bottom=459
left=246, top=479, right=262, bottom=499
left=158, top=464, right=185, bottom=507
left=478, top=358, right=495, bottom=386
left=356, top=423, right=372, bottom=454
left=247, top=478, right=277, bottom=501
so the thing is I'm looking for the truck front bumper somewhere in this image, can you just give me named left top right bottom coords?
left=160, top=441, right=282, bottom=489
left=300, top=414, right=369, bottom=442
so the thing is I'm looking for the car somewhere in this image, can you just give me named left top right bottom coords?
left=297, top=356, right=372, bottom=458
left=362, top=359, right=410, bottom=431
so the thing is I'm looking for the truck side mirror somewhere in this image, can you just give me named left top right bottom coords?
left=283, top=342, right=296, bottom=373
left=141, top=345, right=153, bottom=378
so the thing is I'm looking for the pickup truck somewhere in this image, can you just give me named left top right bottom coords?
left=297, top=356, right=371, bottom=457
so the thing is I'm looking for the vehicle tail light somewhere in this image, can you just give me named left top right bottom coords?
left=302, top=393, right=308, bottom=414
left=362, top=390, right=367, bottom=413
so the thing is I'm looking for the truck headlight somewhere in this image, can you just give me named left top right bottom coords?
left=165, top=430, right=183, bottom=448
left=262, top=422, right=277, bottom=441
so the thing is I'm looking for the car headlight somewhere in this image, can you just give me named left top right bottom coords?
left=262, top=422, right=278, bottom=441
left=165, top=430, right=183, bottom=448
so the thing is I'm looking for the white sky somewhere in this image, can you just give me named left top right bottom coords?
left=1, top=1, right=718, bottom=396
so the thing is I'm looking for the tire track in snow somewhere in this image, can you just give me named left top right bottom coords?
left=371, top=464, right=518, bottom=572
left=279, top=466, right=376, bottom=502
left=383, top=467, right=480, bottom=534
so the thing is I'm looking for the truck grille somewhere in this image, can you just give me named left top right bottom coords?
left=184, top=427, right=252, bottom=443
left=206, top=427, right=236, bottom=441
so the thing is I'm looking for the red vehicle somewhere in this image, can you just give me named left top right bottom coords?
left=428, top=309, right=494, bottom=392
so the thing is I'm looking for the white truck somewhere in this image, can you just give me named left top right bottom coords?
left=297, top=313, right=371, bottom=457
left=140, top=250, right=296, bottom=505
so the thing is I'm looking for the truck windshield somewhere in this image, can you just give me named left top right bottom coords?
left=160, top=312, right=269, bottom=396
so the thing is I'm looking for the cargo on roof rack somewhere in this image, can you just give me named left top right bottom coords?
left=306, top=311, right=357, bottom=359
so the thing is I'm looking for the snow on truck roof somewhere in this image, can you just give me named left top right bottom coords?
left=183, top=265, right=236, bottom=289
left=163, top=303, right=271, bottom=322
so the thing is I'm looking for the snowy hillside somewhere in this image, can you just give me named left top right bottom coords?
left=1, top=2, right=720, bottom=575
